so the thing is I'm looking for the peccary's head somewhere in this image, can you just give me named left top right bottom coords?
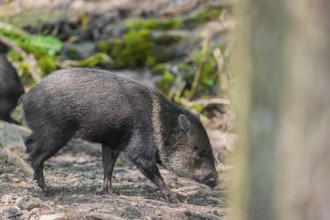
left=160, top=114, right=218, bottom=188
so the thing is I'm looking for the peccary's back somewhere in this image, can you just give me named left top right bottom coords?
left=22, top=68, right=155, bottom=142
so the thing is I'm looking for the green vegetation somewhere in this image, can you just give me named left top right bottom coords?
left=75, top=53, right=113, bottom=67
left=193, top=49, right=219, bottom=93
left=38, top=55, right=57, bottom=76
left=155, top=50, right=218, bottom=99
left=184, top=7, right=222, bottom=27
left=155, top=64, right=176, bottom=95
left=98, top=30, right=156, bottom=68
left=0, top=22, right=62, bottom=80
left=0, top=3, right=224, bottom=103
left=127, top=18, right=183, bottom=31
left=0, top=156, right=6, bottom=164
left=0, top=23, right=62, bottom=57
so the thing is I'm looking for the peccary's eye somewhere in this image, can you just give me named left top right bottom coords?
left=195, top=147, right=206, bottom=158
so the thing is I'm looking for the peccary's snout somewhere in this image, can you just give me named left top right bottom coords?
left=194, top=166, right=219, bottom=188
left=200, top=172, right=218, bottom=188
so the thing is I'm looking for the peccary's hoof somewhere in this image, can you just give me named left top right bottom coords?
left=43, top=188, right=51, bottom=197
left=167, top=193, right=179, bottom=204
left=103, top=191, right=118, bottom=196
left=96, top=188, right=118, bottom=196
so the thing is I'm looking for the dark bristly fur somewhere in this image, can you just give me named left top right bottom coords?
left=0, top=54, right=24, bottom=123
left=22, top=68, right=218, bottom=203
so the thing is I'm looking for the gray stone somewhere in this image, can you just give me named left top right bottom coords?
left=85, top=212, right=124, bottom=220
left=2, top=206, right=22, bottom=219
left=39, top=213, right=68, bottom=220
left=15, top=196, right=42, bottom=211
left=1, top=194, right=16, bottom=204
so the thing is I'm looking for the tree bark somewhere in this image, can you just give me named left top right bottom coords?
left=231, top=0, right=330, bottom=220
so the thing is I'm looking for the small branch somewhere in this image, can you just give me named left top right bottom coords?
left=189, top=35, right=211, bottom=100
left=213, top=47, right=229, bottom=95
left=187, top=98, right=231, bottom=107
left=0, top=22, right=29, bottom=37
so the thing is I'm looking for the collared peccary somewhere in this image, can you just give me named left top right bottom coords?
left=22, top=68, right=218, bottom=203
left=0, top=54, right=24, bottom=123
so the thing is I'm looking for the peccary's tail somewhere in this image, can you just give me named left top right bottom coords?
left=24, top=135, right=34, bottom=154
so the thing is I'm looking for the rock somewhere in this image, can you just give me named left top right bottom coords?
left=2, top=206, right=22, bottom=219
left=11, top=177, right=23, bottom=183
left=21, top=210, right=30, bottom=220
left=121, top=206, right=143, bottom=219
left=15, top=196, right=42, bottom=211
left=30, top=208, right=40, bottom=215
left=39, top=213, right=68, bottom=220
left=85, top=212, right=124, bottom=220
left=184, top=210, right=220, bottom=220
left=1, top=194, right=16, bottom=203
left=63, top=42, right=96, bottom=60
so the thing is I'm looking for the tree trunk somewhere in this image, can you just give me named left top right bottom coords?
left=231, top=0, right=330, bottom=220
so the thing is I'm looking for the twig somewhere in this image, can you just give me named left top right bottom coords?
left=213, top=48, right=228, bottom=94
left=187, top=98, right=231, bottom=107
left=189, top=35, right=211, bottom=100
left=0, top=36, right=42, bottom=83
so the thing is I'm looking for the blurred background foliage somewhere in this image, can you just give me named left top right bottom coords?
left=0, top=0, right=235, bottom=129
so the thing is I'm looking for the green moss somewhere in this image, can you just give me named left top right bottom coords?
left=97, top=41, right=112, bottom=53
left=0, top=25, right=62, bottom=57
left=38, top=55, right=57, bottom=76
left=65, top=48, right=80, bottom=60
left=197, top=8, right=222, bottom=21
left=109, top=30, right=156, bottom=68
left=154, top=63, right=194, bottom=96
left=191, top=49, right=218, bottom=95
left=8, top=50, right=22, bottom=61
left=158, top=70, right=175, bottom=95
left=0, top=156, right=6, bottom=164
left=78, top=53, right=113, bottom=67
left=0, top=22, right=62, bottom=82
left=152, top=63, right=168, bottom=75
left=127, top=18, right=183, bottom=31
left=184, top=7, right=222, bottom=27
left=201, top=56, right=218, bottom=92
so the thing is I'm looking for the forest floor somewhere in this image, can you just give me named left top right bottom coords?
left=0, top=121, right=234, bottom=220
left=0, top=0, right=234, bottom=219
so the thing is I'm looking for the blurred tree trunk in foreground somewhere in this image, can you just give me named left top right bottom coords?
left=231, top=0, right=330, bottom=220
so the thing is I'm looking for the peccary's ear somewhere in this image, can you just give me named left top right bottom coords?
left=178, top=114, right=191, bottom=133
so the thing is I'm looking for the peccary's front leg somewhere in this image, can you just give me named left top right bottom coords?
left=134, top=160, right=179, bottom=203
left=102, top=145, right=120, bottom=194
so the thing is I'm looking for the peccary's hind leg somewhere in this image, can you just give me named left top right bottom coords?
left=24, top=136, right=49, bottom=191
left=133, top=159, right=179, bottom=203
left=102, top=145, right=120, bottom=194
left=25, top=128, right=75, bottom=194
left=24, top=135, right=38, bottom=181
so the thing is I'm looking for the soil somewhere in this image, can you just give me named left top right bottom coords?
left=0, top=122, right=233, bottom=220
